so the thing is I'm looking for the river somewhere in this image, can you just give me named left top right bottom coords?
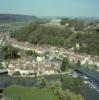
left=0, top=72, right=99, bottom=100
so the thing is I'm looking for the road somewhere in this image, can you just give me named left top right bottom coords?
left=74, top=69, right=99, bottom=100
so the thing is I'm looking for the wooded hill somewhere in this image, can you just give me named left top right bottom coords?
left=0, top=14, right=38, bottom=23
left=11, top=18, right=99, bottom=56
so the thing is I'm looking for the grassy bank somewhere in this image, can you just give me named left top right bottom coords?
left=4, top=85, right=58, bottom=100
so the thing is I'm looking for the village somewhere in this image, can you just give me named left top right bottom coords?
left=0, top=32, right=99, bottom=77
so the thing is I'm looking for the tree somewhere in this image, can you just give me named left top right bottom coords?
left=1, top=45, right=19, bottom=60
left=40, top=79, right=47, bottom=88
left=17, top=96, right=21, bottom=100
left=60, top=18, right=70, bottom=25
left=37, top=77, right=47, bottom=88
left=61, top=57, right=69, bottom=72
left=61, top=76, right=82, bottom=93
left=13, top=71, right=20, bottom=76
left=25, top=50, right=38, bottom=58
left=76, top=60, right=81, bottom=67
left=49, top=80, right=83, bottom=100
left=65, top=90, right=84, bottom=100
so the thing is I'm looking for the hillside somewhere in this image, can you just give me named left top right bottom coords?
left=0, top=14, right=38, bottom=23
left=11, top=18, right=99, bottom=56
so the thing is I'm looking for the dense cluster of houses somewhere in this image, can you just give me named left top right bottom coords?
left=0, top=32, right=99, bottom=77
left=2, top=52, right=62, bottom=76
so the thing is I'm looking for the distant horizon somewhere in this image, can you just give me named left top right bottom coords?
left=0, top=0, right=99, bottom=18
left=0, top=13, right=99, bottom=19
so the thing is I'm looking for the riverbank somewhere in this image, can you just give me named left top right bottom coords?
left=0, top=69, right=99, bottom=100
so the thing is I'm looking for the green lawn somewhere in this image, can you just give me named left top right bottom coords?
left=4, top=86, right=58, bottom=100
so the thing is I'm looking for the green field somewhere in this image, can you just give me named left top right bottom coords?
left=4, top=86, right=58, bottom=100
